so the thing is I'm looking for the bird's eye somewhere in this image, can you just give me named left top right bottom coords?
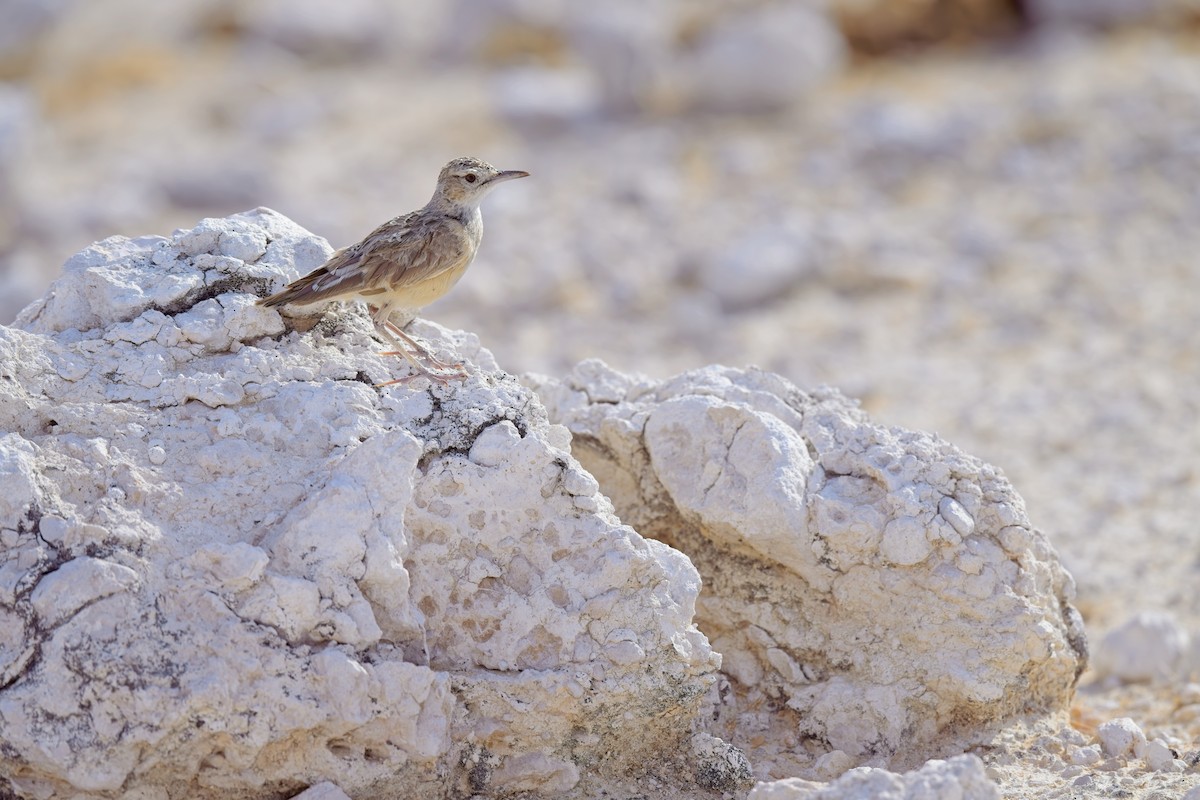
left=464, top=174, right=478, bottom=184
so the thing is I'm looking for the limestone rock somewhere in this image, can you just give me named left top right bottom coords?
left=0, top=209, right=722, bottom=799
left=1097, top=717, right=1146, bottom=759
left=748, top=754, right=1000, bottom=800
left=531, top=359, right=1087, bottom=767
left=1093, top=611, right=1190, bottom=683
left=678, top=4, right=846, bottom=114
left=698, top=221, right=821, bottom=312
left=290, top=783, right=353, bottom=800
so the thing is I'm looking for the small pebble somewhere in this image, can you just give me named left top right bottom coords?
left=38, top=514, right=68, bottom=545
left=1070, top=744, right=1102, bottom=766
left=1097, top=717, right=1146, bottom=758
left=1143, top=739, right=1178, bottom=772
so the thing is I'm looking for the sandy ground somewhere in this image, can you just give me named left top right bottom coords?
left=2, top=4, right=1199, bottom=795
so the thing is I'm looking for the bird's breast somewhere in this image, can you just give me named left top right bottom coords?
left=461, top=207, right=484, bottom=250
left=391, top=250, right=475, bottom=308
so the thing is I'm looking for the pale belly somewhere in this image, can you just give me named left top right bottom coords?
left=356, top=208, right=482, bottom=316
left=358, top=251, right=475, bottom=314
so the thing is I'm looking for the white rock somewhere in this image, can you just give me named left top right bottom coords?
left=0, top=434, right=39, bottom=529
left=489, top=751, right=581, bottom=795
left=236, top=572, right=323, bottom=642
left=644, top=393, right=816, bottom=578
left=1097, top=717, right=1146, bottom=758
left=534, top=362, right=1087, bottom=760
left=680, top=4, right=846, bottom=113
left=187, top=542, right=270, bottom=590
left=1069, top=744, right=1102, bottom=766
left=290, top=782, right=352, bottom=800
left=1094, top=610, right=1189, bottom=683
left=749, top=754, right=1000, bottom=799
left=30, top=556, right=140, bottom=626
left=938, top=496, right=975, bottom=537
left=1143, top=738, right=1178, bottom=771
left=0, top=211, right=721, bottom=799
left=492, top=66, right=602, bottom=127
left=699, top=222, right=821, bottom=311
left=812, top=749, right=856, bottom=781
left=36, top=513, right=68, bottom=546
left=468, top=419, right=522, bottom=467
left=879, top=515, right=933, bottom=565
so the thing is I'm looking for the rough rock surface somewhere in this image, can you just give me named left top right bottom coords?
left=748, top=754, right=999, bottom=800
left=1092, top=611, right=1191, bottom=684
left=0, top=209, right=723, bottom=799
left=531, top=360, right=1087, bottom=773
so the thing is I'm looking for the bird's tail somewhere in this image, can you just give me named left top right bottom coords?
left=257, top=286, right=296, bottom=308
left=258, top=274, right=324, bottom=308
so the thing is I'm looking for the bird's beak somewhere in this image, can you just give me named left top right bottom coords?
left=488, top=170, right=530, bottom=184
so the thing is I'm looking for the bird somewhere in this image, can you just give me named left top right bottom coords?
left=258, top=156, right=529, bottom=386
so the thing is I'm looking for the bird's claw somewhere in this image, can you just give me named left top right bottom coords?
left=377, top=350, right=469, bottom=374
left=374, top=354, right=470, bottom=388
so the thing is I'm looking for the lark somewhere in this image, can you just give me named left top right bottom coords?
left=258, top=157, right=528, bottom=385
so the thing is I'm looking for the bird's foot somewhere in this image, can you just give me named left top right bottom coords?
left=377, top=319, right=470, bottom=374
left=378, top=349, right=468, bottom=375
left=375, top=348, right=470, bottom=388
left=374, top=371, right=455, bottom=389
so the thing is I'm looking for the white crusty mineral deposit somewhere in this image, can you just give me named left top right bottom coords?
left=0, top=210, right=726, bottom=800
left=531, top=360, right=1088, bottom=774
left=748, top=754, right=1000, bottom=800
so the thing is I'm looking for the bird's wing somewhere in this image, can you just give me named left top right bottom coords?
left=257, top=245, right=363, bottom=306
left=359, top=213, right=470, bottom=291
left=260, top=212, right=470, bottom=308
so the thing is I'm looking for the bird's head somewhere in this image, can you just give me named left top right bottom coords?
left=433, top=157, right=529, bottom=210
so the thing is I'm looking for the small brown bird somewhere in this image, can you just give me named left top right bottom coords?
left=259, top=157, right=529, bottom=385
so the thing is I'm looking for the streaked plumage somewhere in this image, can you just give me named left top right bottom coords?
left=259, top=157, right=528, bottom=384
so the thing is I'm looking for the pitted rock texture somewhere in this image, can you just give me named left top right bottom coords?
left=0, top=210, right=722, bottom=800
left=748, top=754, right=1000, bottom=800
left=531, top=360, right=1087, bottom=774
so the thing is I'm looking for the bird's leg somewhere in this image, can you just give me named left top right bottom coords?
left=366, top=306, right=469, bottom=386
left=371, top=323, right=459, bottom=387
left=380, top=319, right=468, bottom=375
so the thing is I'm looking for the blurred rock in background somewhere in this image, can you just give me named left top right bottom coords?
left=831, top=0, right=1024, bottom=53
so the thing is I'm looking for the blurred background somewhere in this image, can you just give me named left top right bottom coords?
left=1, top=0, right=1198, bottom=639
